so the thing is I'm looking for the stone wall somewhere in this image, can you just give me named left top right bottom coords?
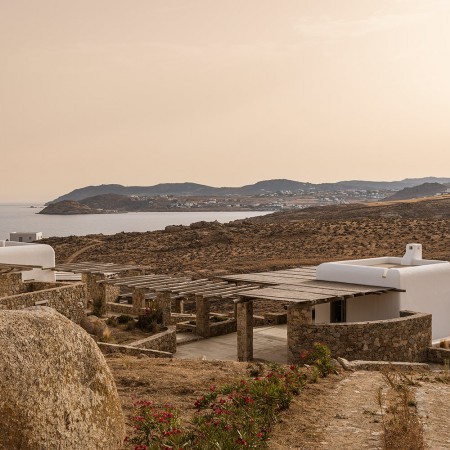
left=427, top=347, right=450, bottom=364
left=128, top=327, right=177, bottom=353
left=288, top=307, right=431, bottom=363
left=0, top=273, right=26, bottom=297
left=98, top=342, right=172, bottom=358
left=0, top=282, right=87, bottom=324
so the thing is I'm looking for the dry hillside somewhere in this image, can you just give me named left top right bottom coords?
left=43, top=196, right=450, bottom=278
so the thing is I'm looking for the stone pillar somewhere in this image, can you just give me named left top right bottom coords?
left=0, top=272, right=24, bottom=297
left=132, top=288, right=147, bottom=314
left=196, top=294, right=210, bottom=337
left=101, top=283, right=120, bottom=313
left=237, top=300, right=253, bottom=362
left=156, top=291, right=171, bottom=327
left=83, top=273, right=107, bottom=316
left=287, top=303, right=313, bottom=364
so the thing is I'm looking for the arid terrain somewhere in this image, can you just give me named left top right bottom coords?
left=44, top=196, right=450, bottom=449
left=108, top=355, right=450, bottom=449
left=44, top=196, right=450, bottom=279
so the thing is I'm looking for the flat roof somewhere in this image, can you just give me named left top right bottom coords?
left=221, top=267, right=400, bottom=305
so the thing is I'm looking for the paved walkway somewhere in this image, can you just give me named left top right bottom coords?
left=174, top=325, right=288, bottom=363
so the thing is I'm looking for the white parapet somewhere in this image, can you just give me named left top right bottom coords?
left=0, top=241, right=55, bottom=282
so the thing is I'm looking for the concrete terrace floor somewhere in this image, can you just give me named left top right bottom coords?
left=174, top=324, right=288, bottom=364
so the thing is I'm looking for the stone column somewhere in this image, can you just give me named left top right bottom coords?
left=236, top=299, right=253, bottom=362
left=101, top=283, right=120, bottom=309
left=83, top=273, right=107, bottom=316
left=287, top=303, right=312, bottom=364
left=195, top=294, right=210, bottom=337
left=132, top=288, right=147, bottom=314
left=156, top=291, right=171, bottom=327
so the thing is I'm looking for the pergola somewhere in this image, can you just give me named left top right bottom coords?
left=53, top=262, right=148, bottom=314
left=101, top=274, right=259, bottom=336
left=221, top=267, right=400, bottom=362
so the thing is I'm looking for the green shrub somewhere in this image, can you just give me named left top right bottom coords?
left=126, top=365, right=307, bottom=449
left=300, top=342, right=336, bottom=377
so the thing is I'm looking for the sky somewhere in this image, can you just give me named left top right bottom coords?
left=1, top=0, right=450, bottom=202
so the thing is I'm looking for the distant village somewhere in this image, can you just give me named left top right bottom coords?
left=137, top=188, right=395, bottom=211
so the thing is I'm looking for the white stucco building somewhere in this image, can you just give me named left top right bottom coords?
left=0, top=240, right=55, bottom=282
left=10, top=231, right=43, bottom=242
left=316, top=243, right=450, bottom=341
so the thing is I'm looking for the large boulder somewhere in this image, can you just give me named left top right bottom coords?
left=0, top=307, right=125, bottom=449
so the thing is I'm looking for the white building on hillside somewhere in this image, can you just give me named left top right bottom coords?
left=316, top=243, right=450, bottom=341
left=10, top=232, right=43, bottom=242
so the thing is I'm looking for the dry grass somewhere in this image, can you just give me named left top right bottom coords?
left=378, top=369, right=424, bottom=450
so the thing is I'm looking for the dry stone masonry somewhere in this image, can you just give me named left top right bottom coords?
left=288, top=306, right=432, bottom=363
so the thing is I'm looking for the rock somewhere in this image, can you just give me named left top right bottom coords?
left=80, top=315, right=111, bottom=340
left=337, top=357, right=355, bottom=371
left=0, top=307, right=124, bottom=449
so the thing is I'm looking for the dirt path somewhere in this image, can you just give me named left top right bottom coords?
left=416, top=381, right=450, bottom=449
left=65, top=240, right=104, bottom=263
left=270, top=371, right=384, bottom=450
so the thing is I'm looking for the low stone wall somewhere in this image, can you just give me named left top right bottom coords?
left=288, top=308, right=432, bottom=364
left=98, top=342, right=172, bottom=358
left=170, top=313, right=196, bottom=325
left=176, top=318, right=237, bottom=338
left=107, top=302, right=135, bottom=315
left=0, top=282, right=87, bottom=324
left=128, top=327, right=177, bottom=353
left=209, top=318, right=237, bottom=337
left=427, top=347, right=450, bottom=364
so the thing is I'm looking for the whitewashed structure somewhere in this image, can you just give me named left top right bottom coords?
left=0, top=240, right=55, bottom=282
left=316, top=243, right=450, bottom=341
left=10, top=232, right=43, bottom=242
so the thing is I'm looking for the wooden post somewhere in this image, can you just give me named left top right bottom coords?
left=236, top=299, right=253, bottom=362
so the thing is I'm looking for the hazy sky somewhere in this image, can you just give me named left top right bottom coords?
left=2, top=1, right=450, bottom=201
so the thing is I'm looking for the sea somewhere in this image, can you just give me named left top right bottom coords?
left=0, top=204, right=273, bottom=240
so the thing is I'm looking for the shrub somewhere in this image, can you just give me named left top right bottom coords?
left=136, top=309, right=163, bottom=333
left=125, top=365, right=307, bottom=449
left=300, top=342, right=336, bottom=377
left=117, top=314, right=135, bottom=324
left=126, top=401, right=193, bottom=449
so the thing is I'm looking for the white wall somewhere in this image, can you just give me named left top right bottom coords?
left=346, top=292, right=400, bottom=322
left=398, top=264, right=450, bottom=340
left=314, top=292, right=400, bottom=324
left=314, top=303, right=330, bottom=323
left=0, top=241, right=55, bottom=282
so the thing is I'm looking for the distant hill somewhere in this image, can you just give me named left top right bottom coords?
left=384, top=183, right=450, bottom=201
left=39, top=200, right=103, bottom=215
left=47, top=177, right=450, bottom=204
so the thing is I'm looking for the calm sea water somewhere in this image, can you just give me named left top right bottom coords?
left=0, top=204, right=272, bottom=240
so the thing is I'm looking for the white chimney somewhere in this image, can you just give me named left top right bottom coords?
left=401, top=243, right=422, bottom=265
